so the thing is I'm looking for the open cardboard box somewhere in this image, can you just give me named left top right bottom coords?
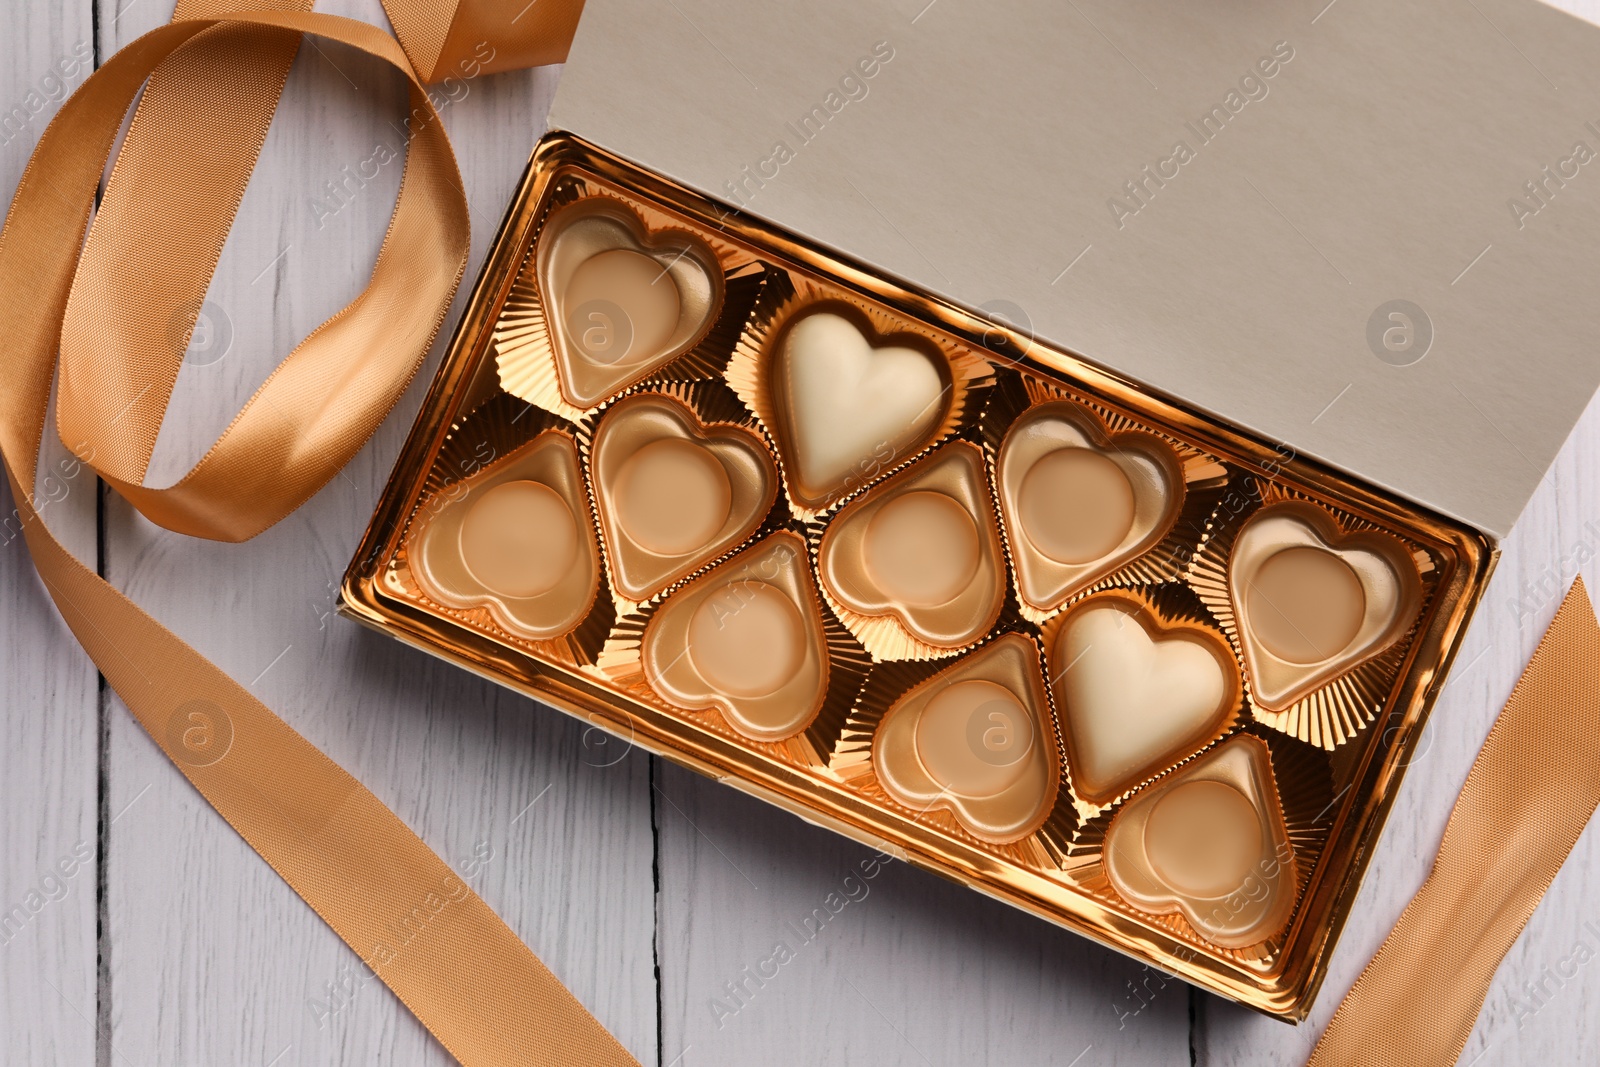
left=342, top=0, right=1600, bottom=1017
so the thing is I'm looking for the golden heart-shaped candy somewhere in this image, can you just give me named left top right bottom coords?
left=641, top=532, right=829, bottom=743
left=873, top=633, right=1060, bottom=843
left=996, top=402, right=1183, bottom=611
left=1104, top=735, right=1297, bottom=949
left=538, top=199, right=722, bottom=408
left=770, top=305, right=950, bottom=508
left=408, top=431, right=599, bottom=641
left=590, top=393, right=777, bottom=602
left=1050, top=593, right=1239, bottom=804
left=1229, top=502, right=1422, bottom=711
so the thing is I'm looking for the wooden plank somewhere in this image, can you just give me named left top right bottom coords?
left=653, top=760, right=1193, bottom=1066
left=94, top=1, right=656, bottom=1063
left=0, top=2, right=102, bottom=1063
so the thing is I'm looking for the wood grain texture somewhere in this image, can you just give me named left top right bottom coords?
left=653, top=759, right=1191, bottom=1067
left=5, top=0, right=1600, bottom=1064
left=0, top=3, right=101, bottom=1064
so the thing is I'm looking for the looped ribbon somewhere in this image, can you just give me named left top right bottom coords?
left=0, top=0, right=635, bottom=1063
left=4, top=0, right=1599, bottom=1063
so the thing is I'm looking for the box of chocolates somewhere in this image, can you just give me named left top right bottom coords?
left=341, top=135, right=1491, bottom=1014
left=344, top=0, right=1600, bottom=1019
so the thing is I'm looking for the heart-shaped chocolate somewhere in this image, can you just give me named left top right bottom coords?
left=873, top=633, right=1060, bottom=843
left=771, top=305, right=950, bottom=508
left=1051, top=593, right=1239, bottom=804
left=591, top=393, right=778, bottom=602
left=818, top=441, right=1006, bottom=650
left=641, top=532, right=829, bottom=743
left=1104, top=735, right=1297, bottom=949
left=997, top=403, right=1183, bottom=611
left=1229, top=502, right=1422, bottom=711
left=537, top=198, right=723, bottom=408
left=408, top=431, right=600, bottom=640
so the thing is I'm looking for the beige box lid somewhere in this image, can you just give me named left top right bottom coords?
left=549, top=0, right=1600, bottom=540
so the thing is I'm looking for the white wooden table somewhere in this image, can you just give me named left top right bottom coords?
left=5, top=1, right=1600, bottom=1063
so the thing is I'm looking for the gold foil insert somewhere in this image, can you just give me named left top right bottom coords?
left=818, top=441, right=1006, bottom=654
left=347, top=147, right=1492, bottom=1019
left=768, top=303, right=952, bottom=509
left=1105, top=735, right=1297, bottom=949
left=996, top=401, right=1184, bottom=612
left=408, top=431, right=599, bottom=641
left=872, top=633, right=1061, bottom=844
left=1230, top=501, right=1423, bottom=711
left=641, top=532, right=829, bottom=743
left=536, top=198, right=723, bottom=408
left=1049, top=591, right=1241, bottom=805
left=590, top=393, right=778, bottom=602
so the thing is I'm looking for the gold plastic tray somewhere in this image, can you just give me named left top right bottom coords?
left=341, top=131, right=1493, bottom=1019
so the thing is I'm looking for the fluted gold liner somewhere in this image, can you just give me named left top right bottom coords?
left=1190, top=482, right=1441, bottom=749
left=981, top=369, right=1231, bottom=625
left=588, top=391, right=778, bottom=602
left=816, top=440, right=1008, bottom=658
left=494, top=175, right=761, bottom=422
left=387, top=395, right=616, bottom=666
left=725, top=269, right=993, bottom=520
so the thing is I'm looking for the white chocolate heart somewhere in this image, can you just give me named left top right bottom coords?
left=1104, top=735, right=1297, bottom=949
left=996, top=402, right=1183, bottom=611
left=1052, top=595, right=1238, bottom=804
left=1229, top=502, right=1422, bottom=711
left=775, top=309, right=947, bottom=507
left=537, top=199, right=722, bottom=408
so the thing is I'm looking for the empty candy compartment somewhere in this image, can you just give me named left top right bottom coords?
left=640, top=531, right=831, bottom=743
left=997, top=401, right=1185, bottom=612
left=1227, top=500, right=1424, bottom=712
left=407, top=429, right=600, bottom=642
left=536, top=197, right=724, bottom=407
left=818, top=440, right=1007, bottom=656
left=590, top=392, right=778, bottom=602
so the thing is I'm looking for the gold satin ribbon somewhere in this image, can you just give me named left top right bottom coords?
left=386, top=0, right=584, bottom=82
left=2, top=4, right=631, bottom=1065
left=1309, top=578, right=1600, bottom=1066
